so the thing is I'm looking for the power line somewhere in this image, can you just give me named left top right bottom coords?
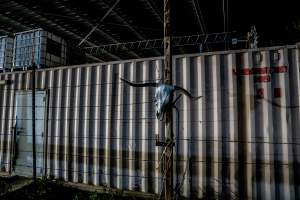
left=0, top=79, right=162, bottom=91
left=1, top=158, right=295, bottom=172
left=192, top=0, right=207, bottom=34
left=0, top=117, right=157, bottom=121
left=0, top=90, right=158, bottom=100
left=4, top=150, right=161, bottom=162
left=195, top=0, right=207, bottom=34
left=1, top=134, right=299, bottom=146
left=2, top=162, right=164, bottom=179
left=222, top=0, right=228, bottom=32
left=2, top=148, right=297, bottom=163
left=226, top=0, right=229, bottom=33
left=0, top=117, right=238, bottom=124
left=0, top=104, right=235, bottom=112
left=0, top=98, right=298, bottom=111
left=191, top=0, right=206, bottom=34
left=0, top=84, right=235, bottom=95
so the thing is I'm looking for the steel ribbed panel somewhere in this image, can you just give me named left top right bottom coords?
left=289, top=47, right=300, bottom=199
left=0, top=45, right=300, bottom=199
left=0, top=74, right=8, bottom=170
left=115, top=63, right=123, bottom=189
left=92, top=66, right=101, bottom=186
left=6, top=73, right=15, bottom=174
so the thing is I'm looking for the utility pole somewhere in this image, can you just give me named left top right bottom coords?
left=164, top=0, right=173, bottom=199
left=32, top=62, right=37, bottom=199
left=120, top=2, right=198, bottom=198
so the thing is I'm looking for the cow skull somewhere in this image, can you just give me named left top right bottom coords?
left=120, top=78, right=202, bottom=120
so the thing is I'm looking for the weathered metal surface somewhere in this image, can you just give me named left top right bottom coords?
left=0, top=44, right=299, bottom=199
left=13, top=91, right=46, bottom=177
left=0, top=36, right=14, bottom=70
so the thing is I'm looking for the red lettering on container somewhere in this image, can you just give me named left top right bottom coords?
left=254, top=75, right=270, bottom=83
left=253, top=67, right=269, bottom=74
left=236, top=66, right=287, bottom=76
left=273, top=66, right=287, bottom=73
left=241, top=68, right=253, bottom=75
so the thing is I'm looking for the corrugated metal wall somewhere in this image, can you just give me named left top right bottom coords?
left=0, top=45, right=300, bottom=199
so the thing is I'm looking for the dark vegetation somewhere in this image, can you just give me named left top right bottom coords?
left=1, top=178, right=145, bottom=200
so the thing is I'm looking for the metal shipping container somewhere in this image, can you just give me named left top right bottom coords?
left=13, top=29, right=67, bottom=69
left=0, top=36, right=14, bottom=70
left=0, top=44, right=300, bottom=199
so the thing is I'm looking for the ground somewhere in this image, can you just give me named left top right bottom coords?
left=0, top=177, right=148, bottom=200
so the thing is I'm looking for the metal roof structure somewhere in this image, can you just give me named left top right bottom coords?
left=0, top=0, right=299, bottom=62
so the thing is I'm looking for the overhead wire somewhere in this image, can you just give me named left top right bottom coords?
left=0, top=97, right=297, bottom=110
left=1, top=162, right=163, bottom=179
left=193, top=0, right=209, bottom=51
left=226, top=0, right=229, bottom=33
left=222, top=0, right=229, bottom=49
left=77, top=0, right=121, bottom=47
left=0, top=79, right=162, bottom=91
left=222, top=0, right=227, bottom=32
left=0, top=117, right=238, bottom=123
left=4, top=149, right=161, bottom=162
left=191, top=0, right=205, bottom=35
left=194, top=0, right=207, bottom=34
left=1, top=131, right=300, bottom=145
left=1, top=158, right=295, bottom=173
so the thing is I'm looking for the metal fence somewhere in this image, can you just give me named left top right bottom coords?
left=0, top=44, right=300, bottom=199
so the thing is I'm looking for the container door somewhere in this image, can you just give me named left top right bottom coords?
left=13, top=91, right=46, bottom=177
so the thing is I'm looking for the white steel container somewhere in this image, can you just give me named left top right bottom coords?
left=0, top=36, right=14, bottom=70
left=0, top=44, right=300, bottom=199
left=13, top=29, right=67, bottom=69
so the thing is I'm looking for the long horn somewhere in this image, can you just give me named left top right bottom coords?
left=174, top=85, right=202, bottom=100
left=120, top=77, right=159, bottom=87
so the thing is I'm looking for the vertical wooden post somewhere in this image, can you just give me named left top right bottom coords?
left=164, top=0, right=173, bottom=199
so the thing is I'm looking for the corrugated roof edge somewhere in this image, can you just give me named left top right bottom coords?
left=0, top=43, right=297, bottom=76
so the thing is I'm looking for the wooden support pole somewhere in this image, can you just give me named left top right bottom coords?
left=164, top=0, right=172, bottom=85
left=164, top=0, right=173, bottom=199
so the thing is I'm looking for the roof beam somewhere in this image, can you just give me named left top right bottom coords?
left=139, top=0, right=163, bottom=24
left=0, top=13, right=30, bottom=32
left=54, top=0, right=141, bottom=59
left=101, top=1, right=145, bottom=41
left=98, top=0, right=161, bottom=56
left=191, top=0, right=206, bottom=34
left=53, top=0, right=118, bottom=44
left=86, top=54, right=104, bottom=63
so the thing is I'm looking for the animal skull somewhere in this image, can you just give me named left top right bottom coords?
left=120, top=77, right=202, bottom=120
left=154, top=84, right=175, bottom=120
